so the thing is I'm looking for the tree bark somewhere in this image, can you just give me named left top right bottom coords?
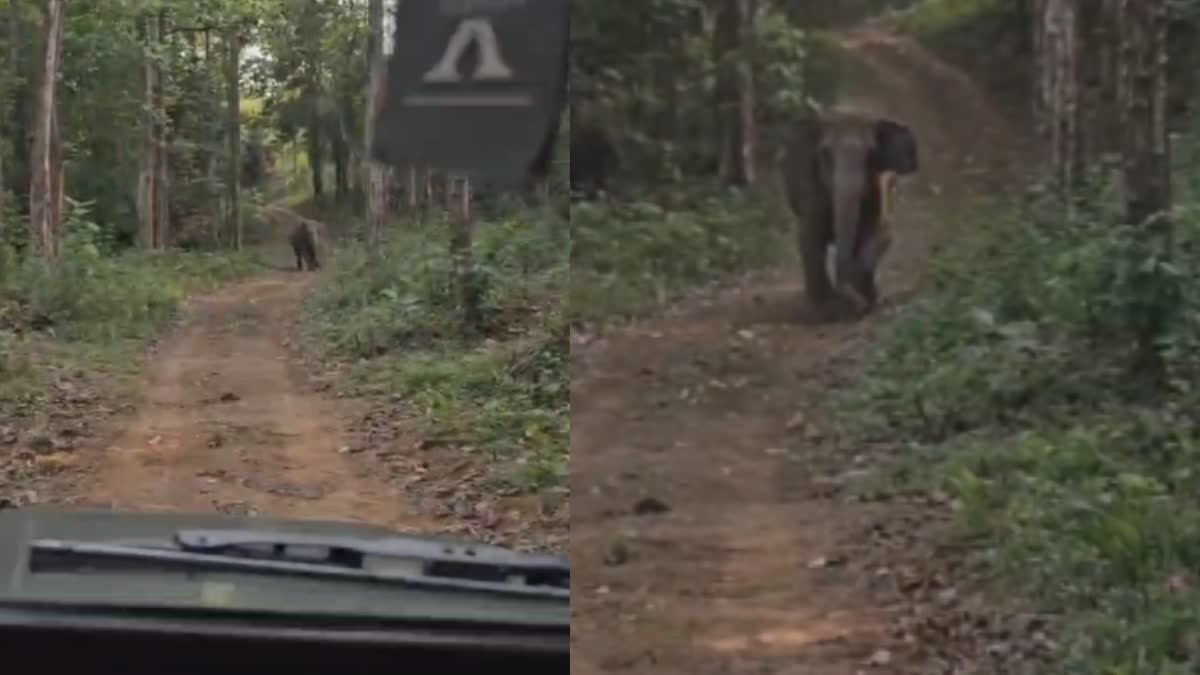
left=365, top=0, right=389, bottom=254
left=29, top=0, right=65, bottom=262
left=308, top=119, right=324, bottom=198
left=1036, top=0, right=1081, bottom=193
left=137, top=10, right=169, bottom=250
left=1118, top=0, right=1170, bottom=227
left=713, top=0, right=756, bottom=186
left=223, top=28, right=242, bottom=249
left=448, top=174, right=478, bottom=331
left=8, top=0, right=26, bottom=204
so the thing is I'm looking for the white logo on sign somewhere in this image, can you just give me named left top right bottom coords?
left=423, top=18, right=513, bottom=82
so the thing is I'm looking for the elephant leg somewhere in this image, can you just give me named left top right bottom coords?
left=853, top=224, right=891, bottom=306
left=798, top=200, right=836, bottom=310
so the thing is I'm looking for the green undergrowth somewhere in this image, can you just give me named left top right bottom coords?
left=841, top=131, right=1200, bottom=671
left=1, top=203, right=262, bottom=412
left=300, top=206, right=568, bottom=494
left=570, top=186, right=791, bottom=322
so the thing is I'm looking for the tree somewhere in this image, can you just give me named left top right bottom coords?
left=1033, top=0, right=1080, bottom=193
left=223, top=25, right=242, bottom=249
left=137, top=7, right=168, bottom=250
left=28, top=0, right=64, bottom=262
left=364, top=0, right=387, bottom=255
left=1118, top=0, right=1170, bottom=228
left=714, top=0, right=758, bottom=186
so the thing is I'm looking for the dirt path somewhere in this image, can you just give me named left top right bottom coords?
left=570, top=28, right=1033, bottom=675
left=63, top=257, right=435, bottom=533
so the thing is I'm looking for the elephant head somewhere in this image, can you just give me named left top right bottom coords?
left=781, top=109, right=918, bottom=319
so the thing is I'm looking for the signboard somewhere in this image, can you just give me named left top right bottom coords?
left=372, top=0, right=569, bottom=183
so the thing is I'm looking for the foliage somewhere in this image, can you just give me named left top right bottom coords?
left=0, top=198, right=258, bottom=411
left=892, top=0, right=1005, bottom=36
left=1, top=199, right=258, bottom=342
left=843, top=122, right=1200, bottom=672
left=571, top=0, right=812, bottom=184
left=301, top=206, right=569, bottom=492
left=570, top=187, right=792, bottom=321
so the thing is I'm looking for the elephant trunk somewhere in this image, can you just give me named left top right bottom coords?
left=829, top=148, right=868, bottom=307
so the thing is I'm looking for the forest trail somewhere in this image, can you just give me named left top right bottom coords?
left=59, top=216, right=436, bottom=532
left=570, top=25, right=1033, bottom=675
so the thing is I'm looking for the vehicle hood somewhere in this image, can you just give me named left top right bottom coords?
left=0, top=507, right=568, bottom=628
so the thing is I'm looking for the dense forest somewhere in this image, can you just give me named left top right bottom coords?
left=0, top=1, right=569, bottom=551
left=572, top=0, right=1200, bottom=672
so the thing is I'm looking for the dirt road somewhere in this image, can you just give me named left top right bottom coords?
left=570, top=28, right=1033, bottom=674
left=64, top=266, right=435, bottom=533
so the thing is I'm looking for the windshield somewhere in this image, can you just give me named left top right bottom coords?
left=0, top=0, right=567, bottom=631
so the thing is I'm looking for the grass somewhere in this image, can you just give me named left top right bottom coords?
left=1, top=221, right=261, bottom=416
left=570, top=186, right=793, bottom=322
left=300, top=204, right=569, bottom=493
left=839, top=126, right=1200, bottom=672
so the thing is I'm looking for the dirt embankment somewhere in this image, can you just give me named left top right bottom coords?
left=570, top=27, right=1041, bottom=675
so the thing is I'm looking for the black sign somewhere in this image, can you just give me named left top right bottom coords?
left=372, top=0, right=568, bottom=183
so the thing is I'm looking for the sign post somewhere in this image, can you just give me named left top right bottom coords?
left=372, top=0, right=569, bottom=184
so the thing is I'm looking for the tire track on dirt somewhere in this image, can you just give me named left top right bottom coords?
left=570, top=28, right=1031, bottom=674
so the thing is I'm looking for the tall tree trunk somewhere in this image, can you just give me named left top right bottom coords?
left=8, top=0, right=26, bottom=203
left=1031, top=0, right=1045, bottom=137
left=333, top=138, right=349, bottom=205
left=224, top=29, right=242, bottom=250
left=1118, top=0, right=1170, bottom=227
left=365, top=0, right=389, bottom=254
left=308, top=121, right=324, bottom=199
left=713, top=0, right=756, bottom=186
left=1081, top=0, right=1121, bottom=162
left=29, top=0, right=64, bottom=262
left=1117, top=0, right=1171, bottom=373
left=406, top=166, right=417, bottom=211
left=137, top=11, right=168, bottom=250
left=155, top=17, right=169, bottom=250
left=448, top=174, right=478, bottom=331
left=1036, top=0, right=1081, bottom=194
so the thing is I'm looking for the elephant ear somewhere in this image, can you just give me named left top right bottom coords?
left=873, top=119, right=918, bottom=175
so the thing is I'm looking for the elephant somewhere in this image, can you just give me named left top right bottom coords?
left=780, top=108, right=918, bottom=320
left=289, top=220, right=320, bottom=271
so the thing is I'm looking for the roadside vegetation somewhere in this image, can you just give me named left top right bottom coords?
left=840, top=1, right=1200, bottom=671
left=299, top=195, right=569, bottom=494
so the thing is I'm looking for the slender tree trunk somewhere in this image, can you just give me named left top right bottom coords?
left=1031, top=0, right=1045, bottom=137
left=137, top=11, right=169, bottom=250
left=713, top=0, right=756, bottom=186
left=333, top=139, right=349, bottom=204
left=8, top=0, right=26, bottom=203
left=448, top=174, right=479, bottom=331
left=1037, top=0, right=1081, bottom=194
left=737, top=0, right=757, bottom=185
left=29, top=0, right=65, bottom=262
left=224, top=29, right=242, bottom=249
left=1118, top=0, right=1170, bottom=227
left=1117, top=0, right=1171, bottom=373
left=365, top=0, right=389, bottom=254
left=406, top=166, right=417, bottom=210
left=308, top=121, right=324, bottom=198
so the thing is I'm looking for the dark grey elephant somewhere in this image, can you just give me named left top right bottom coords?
left=780, top=107, right=918, bottom=320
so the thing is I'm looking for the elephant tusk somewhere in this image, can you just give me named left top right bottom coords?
left=878, top=170, right=899, bottom=222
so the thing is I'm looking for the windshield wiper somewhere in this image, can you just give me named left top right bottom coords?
left=29, top=530, right=568, bottom=600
